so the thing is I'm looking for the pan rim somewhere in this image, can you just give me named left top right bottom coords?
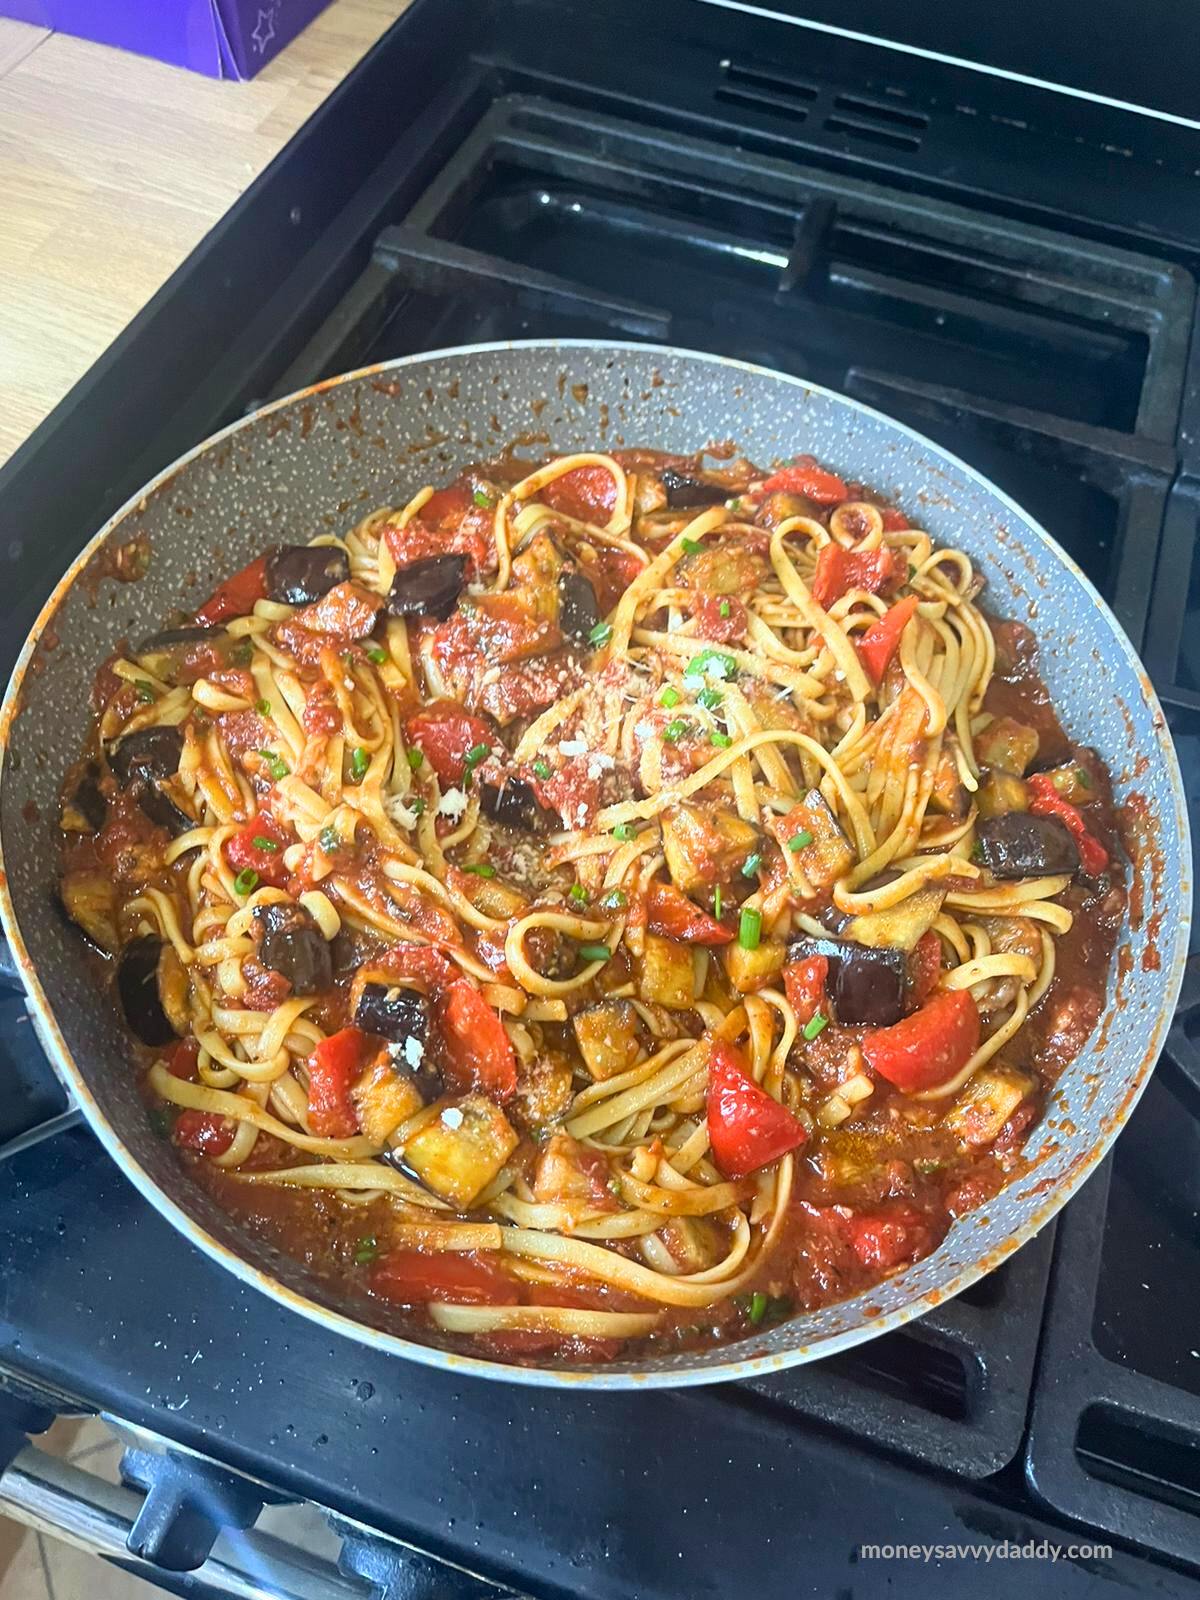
left=0, top=337, right=1190, bottom=1390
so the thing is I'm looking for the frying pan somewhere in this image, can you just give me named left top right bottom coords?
left=0, top=342, right=1189, bottom=1389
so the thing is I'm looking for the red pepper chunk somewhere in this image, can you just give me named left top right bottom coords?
left=404, top=700, right=494, bottom=786
left=538, top=465, right=617, bottom=521
left=645, top=881, right=732, bottom=946
left=881, top=508, right=910, bottom=532
left=437, top=981, right=517, bottom=1100
left=691, top=593, right=748, bottom=643
left=810, top=544, right=907, bottom=610
left=782, top=954, right=828, bottom=1027
left=370, top=1249, right=520, bottom=1305
left=862, top=989, right=979, bottom=1095
left=306, top=1027, right=370, bottom=1137
left=857, top=595, right=919, bottom=686
left=226, top=812, right=291, bottom=888
left=172, top=1110, right=236, bottom=1157
left=194, top=554, right=270, bottom=626
left=845, top=1203, right=933, bottom=1270
left=706, top=1040, right=808, bottom=1179
left=1026, top=774, right=1109, bottom=875
left=760, top=461, right=848, bottom=503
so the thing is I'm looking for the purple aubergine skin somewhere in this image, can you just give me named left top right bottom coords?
left=0, top=342, right=1189, bottom=1389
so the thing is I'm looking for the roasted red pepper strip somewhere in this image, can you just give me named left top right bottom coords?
left=862, top=989, right=979, bottom=1095
left=538, top=464, right=618, bottom=520
left=369, top=1249, right=521, bottom=1305
left=306, top=1027, right=369, bottom=1137
left=857, top=594, right=919, bottom=686
left=782, top=954, right=828, bottom=1026
left=706, top=1040, right=808, bottom=1178
left=645, top=881, right=733, bottom=946
left=1026, top=774, right=1109, bottom=875
left=225, top=812, right=291, bottom=887
left=760, top=461, right=848, bottom=503
left=810, top=544, right=907, bottom=610
left=172, top=1110, right=236, bottom=1156
left=194, top=554, right=270, bottom=626
left=404, top=700, right=495, bottom=786
left=437, top=981, right=518, bottom=1100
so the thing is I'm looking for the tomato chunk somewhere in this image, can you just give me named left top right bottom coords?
left=404, top=701, right=495, bottom=786
left=908, top=930, right=943, bottom=1007
left=706, top=1040, right=808, bottom=1178
left=845, top=1203, right=933, bottom=1270
left=782, top=953, right=828, bottom=1026
left=370, top=1249, right=520, bottom=1305
left=172, top=1110, right=236, bottom=1156
left=437, top=981, right=517, bottom=1100
left=164, top=1038, right=200, bottom=1080
left=645, top=881, right=732, bottom=946
left=760, top=461, right=848, bottom=503
left=538, top=465, right=617, bottom=521
left=195, top=554, right=270, bottom=626
left=810, top=544, right=907, bottom=610
left=691, top=593, right=748, bottom=644
left=857, top=595, right=919, bottom=686
left=306, top=1027, right=369, bottom=1137
left=862, top=989, right=979, bottom=1094
left=1026, top=774, right=1109, bottom=875
left=225, top=812, right=291, bottom=888
left=881, top=508, right=910, bottom=532
left=384, top=484, right=494, bottom=578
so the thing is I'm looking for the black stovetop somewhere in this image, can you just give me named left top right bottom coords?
left=1, top=2, right=1199, bottom=1594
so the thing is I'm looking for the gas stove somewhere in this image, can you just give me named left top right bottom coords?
left=0, top=2, right=1198, bottom=1594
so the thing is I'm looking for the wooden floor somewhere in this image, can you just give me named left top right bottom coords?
left=0, top=0, right=407, bottom=469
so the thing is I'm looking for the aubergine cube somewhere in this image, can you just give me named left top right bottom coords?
left=354, top=982, right=429, bottom=1052
left=660, top=468, right=728, bottom=508
left=107, top=725, right=183, bottom=787
left=386, top=554, right=467, bottom=622
left=254, top=903, right=333, bottom=995
left=265, top=544, right=350, bottom=606
left=787, top=934, right=907, bottom=1026
left=61, top=761, right=107, bottom=834
left=117, top=936, right=176, bottom=1046
left=557, top=570, right=601, bottom=642
left=480, top=776, right=544, bottom=831
left=975, top=813, right=1079, bottom=878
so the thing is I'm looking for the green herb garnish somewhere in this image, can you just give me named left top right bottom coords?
left=233, top=867, right=259, bottom=897
left=741, top=852, right=762, bottom=878
left=409, top=796, right=425, bottom=816
left=366, top=645, right=387, bottom=665
left=349, top=746, right=370, bottom=783
left=463, top=862, right=496, bottom=878
left=738, top=907, right=761, bottom=950
left=787, top=830, right=814, bottom=852
left=255, top=698, right=271, bottom=716
left=578, top=943, right=611, bottom=962
left=681, top=537, right=704, bottom=555
left=685, top=648, right=737, bottom=681
left=659, top=686, right=680, bottom=709
left=719, top=600, right=731, bottom=618
left=1075, top=766, right=1093, bottom=790
left=713, top=884, right=723, bottom=919
left=532, top=759, right=551, bottom=780
left=569, top=883, right=589, bottom=906
left=232, top=639, right=253, bottom=666
left=134, top=680, right=155, bottom=703
left=711, top=731, right=733, bottom=748
left=803, top=1012, right=828, bottom=1040
left=473, top=488, right=496, bottom=509
left=736, top=1292, right=792, bottom=1327
left=407, top=746, right=423, bottom=770
left=462, top=742, right=491, bottom=787
left=697, top=686, right=723, bottom=711
left=257, top=750, right=289, bottom=781
left=662, top=718, right=689, bottom=744
left=251, top=834, right=279, bottom=852
left=612, top=823, right=635, bottom=842
left=354, top=1236, right=378, bottom=1265
left=588, top=620, right=614, bottom=648
left=600, top=888, right=628, bottom=911
left=318, top=824, right=340, bottom=854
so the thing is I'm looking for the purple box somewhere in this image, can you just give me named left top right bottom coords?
left=0, top=0, right=334, bottom=79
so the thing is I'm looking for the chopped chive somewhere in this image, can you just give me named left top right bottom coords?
left=569, top=883, right=589, bottom=906
left=662, top=718, right=689, bottom=744
left=748, top=1290, right=768, bottom=1325
left=719, top=600, right=732, bottom=618
left=787, top=829, right=814, bottom=852
left=349, top=746, right=370, bottom=783
left=741, top=852, right=762, bottom=878
left=711, top=731, right=733, bottom=748
left=354, top=1235, right=378, bottom=1265
left=463, top=862, right=496, bottom=878
left=232, top=639, right=253, bottom=666
left=318, top=824, right=340, bottom=854
left=1075, top=766, right=1093, bottom=790
left=256, top=750, right=289, bottom=781
left=406, top=746, right=423, bottom=770
left=462, top=742, right=491, bottom=787
left=233, top=867, right=259, bottom=897
left=148, top=1106, right=175, bottom=1139
left=366, top=645, right=388, bottom=665
left=803, top=1012, right=829, bottom=1041
left=532, top=759, right=551, bottom=780
left=251, top=834, right=280, bottom=852
left=713, top=884, right=723, bottom=919
left=685, top=648, right=737, bottom=681
left=681, top=537, right=704, bottom=555
left=578, top=943, right=611, bottom=962
left=409, top=796, right=426, bottom=816
left=134, top=680, right=155, bottom=703
left=908, top=563, right=918, bottom=581
left=588, top=620, right=614, bottom=648
left=659, top=685, right=680, bottom=708
left=697, top=686, right=723, bottom=711
left=738, top=907, right=762, bottom=951
left=971, top=840, right=984, bottom=863
left=473, top=488, right=496, bottom=509
left=255, top=698, right=271, bottom=716
left=612, top=823, right=635, bottom=842
left=600, top=888, right=627, bottom=911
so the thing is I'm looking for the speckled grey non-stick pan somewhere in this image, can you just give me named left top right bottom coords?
left=0, top=342, right=1190, bottom=1389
